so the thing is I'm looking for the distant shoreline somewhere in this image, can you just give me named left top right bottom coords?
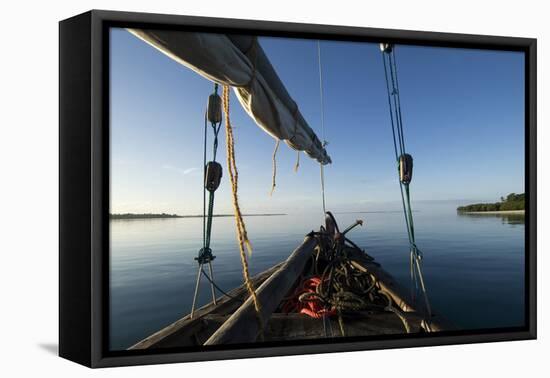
left=460, top=210, right=525, bottom=215
left=110, top=213, right=287, bottom=220
left=457, top=193, right=524, bottom=213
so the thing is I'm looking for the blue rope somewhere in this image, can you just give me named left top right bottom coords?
left=381, top=46, right=431, bottom=316
left=201, top=85, right=222, bottom=256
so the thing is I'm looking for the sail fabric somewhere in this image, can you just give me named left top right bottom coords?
left=127, top=29, right=331, bottom=165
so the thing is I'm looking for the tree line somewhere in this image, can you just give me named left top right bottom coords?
left=457, top=193, right=525, bottom=212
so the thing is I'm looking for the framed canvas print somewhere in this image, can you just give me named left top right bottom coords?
left=59, top=10, right=536, bottom=368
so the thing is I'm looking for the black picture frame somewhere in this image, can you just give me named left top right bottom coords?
left=59, top=9, right=537, bottom=368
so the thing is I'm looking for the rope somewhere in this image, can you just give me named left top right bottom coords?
left=294, top=150, right=300, bottom=172
left=317, top=41, right=327, bottom=215
left=270, top=139, right=280, bottom=196
left=200, top=266, right=243, bottom=303
left=320, top=164, right=327, bottom=215
left=280, top=230, right=411, bottom=334
left=387, top=53, right=405, bottom=156
left=380, top=291, right=411, bottom=333
left=205, top=193, right=216, bottom=249
left=381, top=45, right=432, bottom=317
left=222, top=85, right=263, bottom=321
left=390, top=51, right=407, bottom=155
left=381, top=53, right=400, bottom=162
left=201, top=84, right=223, bottom=255
left=202, top=110, right=208, bottom=250
left=192, top=84, right=223, bottom=317
left=317, top=41, right=326, bottom=145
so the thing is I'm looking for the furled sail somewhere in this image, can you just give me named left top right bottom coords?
left=127, top=29, right=331, bottom=165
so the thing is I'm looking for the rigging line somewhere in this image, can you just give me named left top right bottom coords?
left=383, top=51, right=414, bottom=244
left=382, top=49, right=418, bottom=279
left=404, top=184, right=417, bottom=243
left=414, top=254, right=432, bottom=315
left=194, top=88, right=219, bottom=318
left=205, top=193, right=216, bottom=248
left=383, top=50, right=416, bottom=248
left=317, top=40, right=326, bottom=144
left=200, top=266, right=243, bottom=303
left=381, top=53, right=400, bottom=163
left=202, top=109, right=208, bottom=250
left=317, top=40, right=327, bottom=215
left=387, top=52, right=406, bottom=157
left=410, top=249, right=416, bottom=299
left=320, top=164, right=327, bottom=214
left=382, top=47, right=432, bottom=316
left=405, top=190, right=431, bottom=317
left=390, top=49, right=407, bottom=155
left=212, top=123, right=221, bottom=161
left=205, top=125, right=221, bottom=249
left=398, top=179, right=414, bottom=246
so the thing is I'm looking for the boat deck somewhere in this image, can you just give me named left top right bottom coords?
left=129, top=237, right=449, bottom=350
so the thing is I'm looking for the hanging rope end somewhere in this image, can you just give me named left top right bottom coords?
left=245, top=239, right=253, bottom=256
left=269, top=139, right=280, bottom=196
left=294, top=150, right=300, bottom=173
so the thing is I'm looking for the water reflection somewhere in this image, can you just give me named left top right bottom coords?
left=457, top=211, right=525, bottom=226
left=110, top=208, right=526, bottom=349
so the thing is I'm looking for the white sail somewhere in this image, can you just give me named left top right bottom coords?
left=127, top=29, right=331, bottom=165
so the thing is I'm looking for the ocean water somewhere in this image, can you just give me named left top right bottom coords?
left=109, top=205, right=525, bottom=350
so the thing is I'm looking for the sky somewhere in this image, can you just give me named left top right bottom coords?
left=109, top=28, right=525, bottom=215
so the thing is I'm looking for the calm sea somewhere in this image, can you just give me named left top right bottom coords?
left=109, top=203, right=525, bottom=350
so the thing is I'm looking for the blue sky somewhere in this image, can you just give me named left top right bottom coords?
left=110, top=28, right=524, bottom=215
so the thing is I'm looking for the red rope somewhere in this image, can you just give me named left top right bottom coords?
left=281, top=276, right=336, bottom=318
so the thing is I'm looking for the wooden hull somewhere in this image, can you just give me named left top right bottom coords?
left=129, top=263, right=283, bottom=349
left=130, top=237, right=450, bottom=350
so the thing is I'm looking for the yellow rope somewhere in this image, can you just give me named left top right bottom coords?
left=222, top=85, right=262, bottom=319
left=270, top=139, right=280, bottom=196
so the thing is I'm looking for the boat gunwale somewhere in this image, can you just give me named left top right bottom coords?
left=128, top=262, right=284, bottom=350
left=130, top=237, right=452, bottom=350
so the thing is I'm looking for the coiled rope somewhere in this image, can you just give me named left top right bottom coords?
left=222, top=85, right=263, bottom=322
left=281, top=229, right=412, bottom=336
